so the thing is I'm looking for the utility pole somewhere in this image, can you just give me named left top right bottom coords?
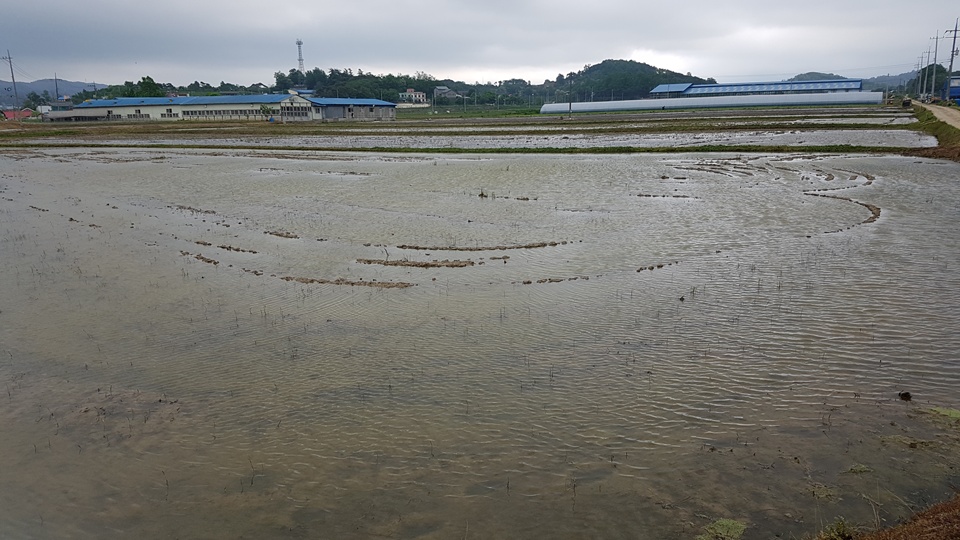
left=920, top=49, right=929, bottom=99
left=930, top=33, right=939, bottom=101
left=946, top=19, right=959, bottom=101
left=2, top=50, right=19, bottom=108
left=915, top=57, right=922, bottom=96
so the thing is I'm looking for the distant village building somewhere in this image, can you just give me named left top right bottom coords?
left=398, top=88, right=426, bottom=103
left=43, top=94, right=396, bottom=122
left=51, top=100, right=74, bottom=112
left=2, top=109, right=33, bottom=120
left=433, top=86, right=461, bottom=100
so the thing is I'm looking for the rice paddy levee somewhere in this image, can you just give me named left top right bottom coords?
left=908, top=103, right=960, bottom=162
left=0, top=105, right=939, bottom=154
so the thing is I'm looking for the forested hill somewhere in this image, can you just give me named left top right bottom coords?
left=268, top=59, right=718, bottom=103
left=549, top=60, right=716, bottom=101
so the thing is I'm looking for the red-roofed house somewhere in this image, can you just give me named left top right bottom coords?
left=2, top=109, right=33, bottom=120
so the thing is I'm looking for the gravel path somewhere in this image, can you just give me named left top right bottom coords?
left=916, top=102, right=960, bottom=129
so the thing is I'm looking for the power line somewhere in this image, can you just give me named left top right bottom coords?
left=11, top=59, right=37, bottom=82
left=13, top=66, right=36, bottom=81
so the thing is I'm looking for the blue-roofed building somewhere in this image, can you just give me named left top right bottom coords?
left=44, top=93, right=396, bottom=122
left=305, top=97, right=397, bottom=121
left=542, top=78, right=882, bottom=114
left=647, top=83, right=693, bottom=98
left=649, top=79, right=864, bottom=97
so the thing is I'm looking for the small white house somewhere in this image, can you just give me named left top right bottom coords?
left=398, top=88, right=427, bottom=103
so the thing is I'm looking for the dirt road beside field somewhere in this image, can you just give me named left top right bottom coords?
left=915, top=102, right=960, bottom=129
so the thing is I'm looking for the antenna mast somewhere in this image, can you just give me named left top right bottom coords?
left=296, top=39, right=305, bottom=74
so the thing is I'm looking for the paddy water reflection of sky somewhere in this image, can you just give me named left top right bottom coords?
left=1, top=148, right=959, bottom=539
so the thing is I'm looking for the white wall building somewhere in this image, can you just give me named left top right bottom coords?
left=45, top=94, right=396, bottom=122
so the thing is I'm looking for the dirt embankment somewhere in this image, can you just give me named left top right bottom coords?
left=852, top=492, right=960, bottom=540
left=911, top=103, right=960, bottom=162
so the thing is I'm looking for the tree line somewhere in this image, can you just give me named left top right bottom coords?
left=273, top=59, right=715, bottom=105
left=53, top=59, right=716, bottom=108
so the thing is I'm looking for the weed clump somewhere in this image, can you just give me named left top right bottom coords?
left=814, top=517, right=857, bottom=540
left=695, top=518, right=746, bottom=540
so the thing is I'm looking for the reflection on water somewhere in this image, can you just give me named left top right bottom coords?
left=2, top=148, right=960, bottom=539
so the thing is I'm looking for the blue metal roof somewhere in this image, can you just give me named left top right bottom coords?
left=685, top=80, right=861, bottom=95
left=649, top=83, right=693, bottom=94
left=307, top=97, right=396, bottom=107
left=75, top=95, right=294, bottom=109
left=650, top=79, right=862, bottom=97
left=76, top=97, right=183, bottom=108
left=75, top=94, right=397, bottom=109
left=180, top=95, right=292, bottom=105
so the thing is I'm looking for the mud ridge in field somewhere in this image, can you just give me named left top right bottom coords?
left=357, top=258, right=475, bottom=268
left=279, top=275, right=415, bottom=288
left=396, top=241, right=568, bottom=251
left=265, top=230, right=299, bottom=239
left=801, top=169, right=882, bottom=232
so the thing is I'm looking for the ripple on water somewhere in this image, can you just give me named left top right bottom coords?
left=2, top=150, right=960, bottom=538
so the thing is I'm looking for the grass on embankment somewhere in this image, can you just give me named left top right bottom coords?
left=909, top=106, right=960, bottom=161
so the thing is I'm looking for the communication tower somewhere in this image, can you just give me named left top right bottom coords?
left=296, top=39, right=305, bottom=74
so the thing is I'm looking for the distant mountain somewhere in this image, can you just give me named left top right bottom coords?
left=551, top=59, right=715, bottom=101
left=787, top=72, right=847, bottom=82
left=0, top=78, right=97, bottom=107
left=861, top=71, right=917, bottom=91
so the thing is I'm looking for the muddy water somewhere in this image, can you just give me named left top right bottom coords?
left=2, top=148, right=960, bottom=539
left=38, top=128, right=936, bottom=150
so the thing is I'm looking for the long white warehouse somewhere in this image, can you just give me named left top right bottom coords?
left=541, top=79, right=883, bottom=114
left=45, top=94, right=396, bottom=122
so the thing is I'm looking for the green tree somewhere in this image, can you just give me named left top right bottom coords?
left=186, top=81, right=215, bottom=94
left=23, top=91, right=51, bottom=108
left=304, top=68, right=328, bottom=91
left=273, top=71, right=292, bottom=92
left=136, top=76, right=164, bottom=97
left=217, top=81, right=241, bottom=93
left=288, top=69, right=305, bottom=87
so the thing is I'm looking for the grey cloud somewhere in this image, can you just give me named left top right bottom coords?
left=4, top=0, right=955, bottom=86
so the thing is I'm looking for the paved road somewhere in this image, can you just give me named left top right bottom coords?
left=915, top=102, right=960, bottom=129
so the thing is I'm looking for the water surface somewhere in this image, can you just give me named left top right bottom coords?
left=1, top=147, right=959, bottom=539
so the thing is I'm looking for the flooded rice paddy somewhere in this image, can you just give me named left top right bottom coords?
left=39, top=128, right=935, bottom=150
left=2, top=145, right=960, bottom=539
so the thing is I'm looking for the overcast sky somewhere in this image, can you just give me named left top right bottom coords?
left=3, top=1, right=958, bottom=88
